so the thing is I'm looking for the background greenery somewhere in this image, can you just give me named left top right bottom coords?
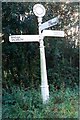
left=2, top=2, right=79, bottom=119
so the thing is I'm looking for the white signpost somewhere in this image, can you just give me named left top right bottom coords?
left=9, top=4, right=64, bottom=104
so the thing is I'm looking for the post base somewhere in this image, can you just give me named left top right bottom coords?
left=41, top=85, right=49, bottom=104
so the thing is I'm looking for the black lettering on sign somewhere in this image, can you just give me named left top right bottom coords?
left=48, top=21, right=57, bottom=26
left=11, top=36, right=23, bottom=41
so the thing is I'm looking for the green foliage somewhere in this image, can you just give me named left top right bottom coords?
left=2, top=86, right=78, bottom=119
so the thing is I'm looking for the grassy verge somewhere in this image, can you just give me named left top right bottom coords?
left=2, top=85, right=78, bottom=119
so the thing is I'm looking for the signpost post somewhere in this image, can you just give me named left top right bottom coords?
left=9, top=4, right=64, bottom=104
left=33, top=4, right=49, bottom=104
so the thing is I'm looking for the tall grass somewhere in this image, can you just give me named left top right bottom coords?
left=2, top=85, right=78, bottom=119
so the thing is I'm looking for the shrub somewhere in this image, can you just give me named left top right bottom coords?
left=2, top=85, right=78, bottom=119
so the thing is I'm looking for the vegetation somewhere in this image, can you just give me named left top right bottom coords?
left=2, top=86, right=78, bottom=119
left=2, top=2, right=79, bottom=119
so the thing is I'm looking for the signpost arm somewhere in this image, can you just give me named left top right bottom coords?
left=38, top=17, right=49, bottom=103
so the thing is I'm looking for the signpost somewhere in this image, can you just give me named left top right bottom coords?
left=9, top=4, right=64, bottom=104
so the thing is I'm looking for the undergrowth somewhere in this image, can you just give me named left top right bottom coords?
left=2, top=85, right=78, bottom=119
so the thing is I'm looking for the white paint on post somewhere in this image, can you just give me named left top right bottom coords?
left=9, top=35, right=39, bottom=42
left=39, top=24, right=49, bottom=104
left=42, top=30, right=64, bottom=37
left=40, top=41, right=49, bottom=103
left=40, top=43, right=49, bottom=103
left=38, top=17, right=49, bottom=104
